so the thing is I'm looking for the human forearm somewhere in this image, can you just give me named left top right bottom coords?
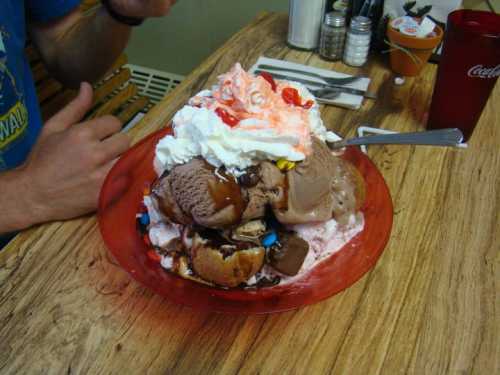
left=0, top=83, right=130, bottom=236
left=31, top=6, right=132, bottom=88
left=30, top=1, right=177, bottom=88
left=0, top=169, right=40, bottom=234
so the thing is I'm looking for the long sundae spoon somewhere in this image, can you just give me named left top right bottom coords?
left=327, top=128, right=464, bottom=150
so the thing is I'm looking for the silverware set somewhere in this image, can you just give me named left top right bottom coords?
left=255, top=64, right=376, bottom=101
left=257, top=64, right=364, bottom=85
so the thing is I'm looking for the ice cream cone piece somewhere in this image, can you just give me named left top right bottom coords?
left=191, top=233, right=265, bottom=287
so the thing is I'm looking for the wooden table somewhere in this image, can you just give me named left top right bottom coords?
left=1, top=13, right=498, bottom=375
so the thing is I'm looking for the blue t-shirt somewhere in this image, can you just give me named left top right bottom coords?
left=0, top=0, right=80, bottom=247
left=0, top=0, right=81, bottom=172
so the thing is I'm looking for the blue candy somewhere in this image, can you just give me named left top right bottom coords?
left=139, top=213, right=150, bottom=227
left=262, top=231, right=278, bottom=247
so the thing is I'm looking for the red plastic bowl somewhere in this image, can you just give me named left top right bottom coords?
left=98, top=127, right=393, bottom=314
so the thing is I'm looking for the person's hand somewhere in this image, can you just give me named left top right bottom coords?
left=109, top=0, right=177, bottom=18
left=20, top=82, right=130, bottom=223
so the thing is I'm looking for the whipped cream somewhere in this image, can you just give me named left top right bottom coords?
left=154, top=63, right=340, bottom=176
left=156, top=106, right=307, bottom=175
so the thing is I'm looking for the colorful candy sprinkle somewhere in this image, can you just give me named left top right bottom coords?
left=147, top=250, right=162, bottom=263
left=139, top=213, right=150, bottom=227
left=262, top=231, right=278, bottom=248
left=143, top=233, right=152, bottom=247
left=282, top=87, right=302, bottom=106
left=215, top=107, right=240, bottom=127
left=302, top=100, right=314, bottom=109
left=138, top=202, right=147, bottom=213
left=258, top=71, right=277, bottom=92
left=276, top=159, right=296, bottom=171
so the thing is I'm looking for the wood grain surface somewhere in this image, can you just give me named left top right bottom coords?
left=116, top=96, right=149, bottom=125
left=1, top=13, right=498, bottom=375
left=88, top=83, right=137, bottom=119
left=92, top=68, right=132, bottom=106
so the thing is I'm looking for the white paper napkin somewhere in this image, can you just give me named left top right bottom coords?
left=249, top=57, right=371, bottom=110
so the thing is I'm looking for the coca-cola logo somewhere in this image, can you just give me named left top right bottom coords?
left=467, top=65, right=500, bottom=79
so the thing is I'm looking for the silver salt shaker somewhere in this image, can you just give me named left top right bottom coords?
left=319, top=12, right=347, bottom=61
left=343, top=16, right=372, bottom=67
left=287, top=0, right=327, bottom=50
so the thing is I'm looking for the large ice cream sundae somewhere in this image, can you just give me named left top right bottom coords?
left=138, top=63, right=365, bottom=288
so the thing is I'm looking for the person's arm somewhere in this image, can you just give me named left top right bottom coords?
left=0, top=169, right=38, bottom=234
left=29, top=1, right=176, bottom=88
left=0, top=83, right=130, bottom=236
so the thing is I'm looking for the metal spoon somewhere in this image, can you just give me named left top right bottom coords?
left=327, top=128, right=464, bottom=150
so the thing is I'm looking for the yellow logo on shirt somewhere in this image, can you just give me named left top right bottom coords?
left=0, top=101, right=28, bottom=148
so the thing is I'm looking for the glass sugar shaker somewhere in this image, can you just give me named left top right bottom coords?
left=319, top=12, right=347, bottom=61
left=287, top=0, right=327, bottom=50
left=343, top=16, right=372, bottom=67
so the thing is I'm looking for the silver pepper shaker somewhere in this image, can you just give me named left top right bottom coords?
left=319, top=12, right=347, bottom=61
left=287, top=0, right=327, bottom=50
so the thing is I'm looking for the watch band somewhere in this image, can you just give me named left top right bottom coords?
left=102, top=0, right=144, bottom=26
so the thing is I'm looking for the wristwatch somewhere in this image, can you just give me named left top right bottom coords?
left=102, top=0, right=144, bottom=26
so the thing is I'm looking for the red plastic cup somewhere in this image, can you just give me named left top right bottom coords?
left=427, top=10, right=500, bottom=141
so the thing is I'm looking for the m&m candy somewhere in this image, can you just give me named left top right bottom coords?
left=262, top=231, right=278, bottom=247
left=139, top=213, right=150, bottom=227
left=276, top=159, right=296, bottom=171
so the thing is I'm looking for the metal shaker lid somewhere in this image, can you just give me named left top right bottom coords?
left=324, top=12, right=346, bottom=27
left=350, top=16, right=372, bottom=31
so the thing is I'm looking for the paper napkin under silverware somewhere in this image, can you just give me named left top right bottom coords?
left=249, top=57, right=372, bottom=110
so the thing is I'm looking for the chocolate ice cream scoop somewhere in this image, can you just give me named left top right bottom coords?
left=274, top=137, right=364, bottom=225
left=343, top=161, right=366, bottom=212
left=152, top=177, right=193, bottom=225
left=241, top=162, right=286, bottom=221
left=156, top=159, right=246, bottom=228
